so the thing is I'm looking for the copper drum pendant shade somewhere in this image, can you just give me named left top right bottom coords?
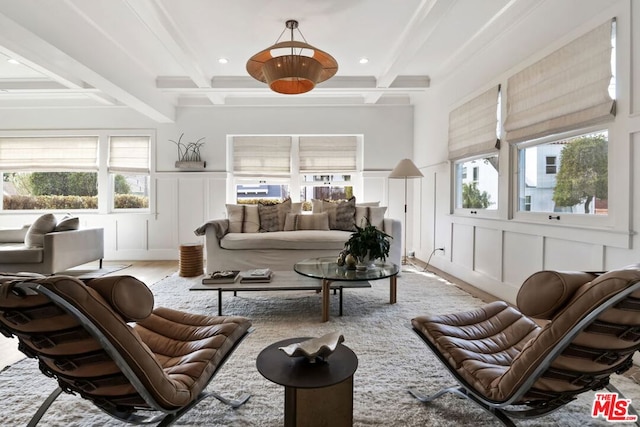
left=247, top=20, right=338, bottom=95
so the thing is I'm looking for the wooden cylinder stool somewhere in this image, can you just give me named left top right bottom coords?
left=179, top=243, right=204, bottom=277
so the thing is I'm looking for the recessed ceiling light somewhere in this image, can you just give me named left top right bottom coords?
left=359, top=57, right=369, bottom=64
left=7, top=59, right=20, bottom=65
left=218, top=58, right=229, bottom=64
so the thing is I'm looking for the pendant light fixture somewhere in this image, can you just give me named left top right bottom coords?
left=246, top=20, right=338, bottom=95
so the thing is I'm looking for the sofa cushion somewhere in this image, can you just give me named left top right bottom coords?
left=284, top=213, right=330, bottom=231
left=220, top=230, right=351, bottom=250
left=258, top=198, right=291, bottom=232
left=24, top=214, right=57, bottom=248
left=355, top=206, right=387, bottom=230
left=226, top=204, right=260, bottom=233
left=54, top=215, right=80, bottom=232
left=0, top=243, right=44, bottom=263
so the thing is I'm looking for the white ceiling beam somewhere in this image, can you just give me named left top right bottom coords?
left=0, top=7, right=174, bottom=122
left=125, top=0, right=209, bottom=88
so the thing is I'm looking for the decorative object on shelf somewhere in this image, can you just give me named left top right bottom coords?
left=389, top=158, right=423, bottom=264
left=344, top=218, right=392, bottom=270
left=170, top=133, right=206, bottom=170
left=279, top=332, right=345, bottom=363
left=246, top=19, right=338, bottom=95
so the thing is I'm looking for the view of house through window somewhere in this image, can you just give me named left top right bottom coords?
left=454, top=154, right=499, bottom=210
left=518, top=130, right=608, bottom=215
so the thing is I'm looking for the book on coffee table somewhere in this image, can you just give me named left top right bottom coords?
left=202, top=270, right=240, bottom=284
left=239, top=268, right=273, bottom=283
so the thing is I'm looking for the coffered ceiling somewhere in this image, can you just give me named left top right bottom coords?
left=0, top=0, right=545, bottom=122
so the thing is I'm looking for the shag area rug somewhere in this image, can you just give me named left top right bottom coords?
left=57, top=263, right=131, bottom=279
left=1, top=269, right=639, bottom=426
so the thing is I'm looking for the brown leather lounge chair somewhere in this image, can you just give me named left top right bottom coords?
left=0, top=274, right=252, bottom=426
left=410, top=265, right=640, bottom=426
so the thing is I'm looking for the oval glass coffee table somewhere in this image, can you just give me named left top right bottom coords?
left=294, top=256, right=400, bottom=322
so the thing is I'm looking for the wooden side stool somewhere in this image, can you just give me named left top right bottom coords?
left=179, top=243, right=204, bottom=277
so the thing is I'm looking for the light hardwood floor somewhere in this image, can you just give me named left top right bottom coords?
left=0, top=260, right=178, bottom=370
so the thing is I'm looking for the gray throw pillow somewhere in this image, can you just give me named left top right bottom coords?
left=258, top=198, right=291, bottom=232
left=54, top=215, right=80, bottom=231
left=322, top=197, right=356, bottom=231
left=24, top=213, right=57, bottom=248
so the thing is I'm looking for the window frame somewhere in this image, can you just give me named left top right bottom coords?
left=452, top=151, right=500, bottom=217
left=511, top=124, right=612, bottom=228
left=0, top=129, right=154, bottom=214
left=229, top=135, right=363, bottom=206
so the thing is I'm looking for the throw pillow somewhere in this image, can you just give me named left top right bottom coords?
left=356, top=201, right=380, bottom=207
left=54, top=214, right=80, bottom=231
left=283, top=213, right=298, bottom=231
left=226, top=204, right=260, bottom=233
left=355, top=206, right=387, bottom=230
left=322, top=197, right=356, bottom=231
left=24, top=213, right=57, bottom=248
left=297, top=212, right=330, bottom=231
left=258, top=198, right=291, bottom=232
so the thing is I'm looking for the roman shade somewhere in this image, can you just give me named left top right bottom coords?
left=108, top=136, right=151, bottom=174
left=233, top=136, right=292, bottom=175
left=448, top=85, right=500, bottom=160
left=299, top=136, right=358, bottom=172
left=0, top=136, right=98, bottom=171
left=504, top=20, right=615, bottom=143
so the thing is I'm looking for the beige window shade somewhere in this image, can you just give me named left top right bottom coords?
left=0, top=136, right=98, bottom=171
left=299, top=136, right=358, bottom=172
left=504, top=20, right=615, bottom=143
left=233, top=136, right=291, bottom=175
left=448, top=85, right=500, bottom=160
left=108, top=136, right=150, bottom=174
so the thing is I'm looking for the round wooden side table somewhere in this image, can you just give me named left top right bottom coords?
left=256, top=337, right=358, bottom=427
left=178, top=243, right=203, bottom=277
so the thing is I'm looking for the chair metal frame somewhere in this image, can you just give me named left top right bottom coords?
left=9, top=281, right=252, bottom=427
left=409, top=280, right=640, bottom=427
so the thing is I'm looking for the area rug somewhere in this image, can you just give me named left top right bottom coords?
left=1, top=270, right=639, bottom=426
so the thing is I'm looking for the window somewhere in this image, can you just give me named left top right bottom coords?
left=449, top=85, right=501, bottom=213
left=507, top=20, right=615, bottom=221
left=232, top=135, right=359, bottom=209
left=0, top=132, right=153, bottom=212
left=454, top=154, right=499, bottom=210
left=518, top=130, right=608, bottom=215
left=0, top=136, right=99, bottom=210
left=545, top=157, right=557, bottom=174
left=108, top=136, right=150, bottom=210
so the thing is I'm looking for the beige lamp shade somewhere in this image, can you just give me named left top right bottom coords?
left=388, top=159, right=423, bottom=179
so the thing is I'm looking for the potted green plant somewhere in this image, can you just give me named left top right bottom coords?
left=344, top=218, right=392, bottom=270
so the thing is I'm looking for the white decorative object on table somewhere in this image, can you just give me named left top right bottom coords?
left=279, top=332, right=345, bottom=362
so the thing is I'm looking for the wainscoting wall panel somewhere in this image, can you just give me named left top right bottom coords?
left=502, top=232, right=543, bottom=289
left=474, top=227, right=502, bottom=282
left=451, top=223, right=474, bottom=270
left=543, top=238, right=604, bottom=271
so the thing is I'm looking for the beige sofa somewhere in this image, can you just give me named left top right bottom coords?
left=0, top=225, right=104, bottom=274
left=195, top=217, right=402, bottom=274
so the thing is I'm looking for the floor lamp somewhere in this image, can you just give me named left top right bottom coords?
left=389, top=159, right=423, bottom=265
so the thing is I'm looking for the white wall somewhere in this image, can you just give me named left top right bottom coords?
left=412, top=0, right=640, bottom=303
left=0, top=104, right=414, bottom=261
